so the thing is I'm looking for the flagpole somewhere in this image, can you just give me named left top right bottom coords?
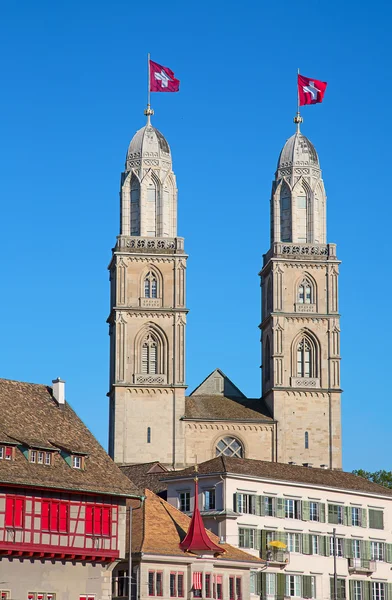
left=145, top=52, right=154, bottom=124
left=294, top=67, right=303, bottom=132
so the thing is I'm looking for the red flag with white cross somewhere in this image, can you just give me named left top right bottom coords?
left=150, top=60, right=180, bottom=93
left=298, top=74, right=327, bottom=106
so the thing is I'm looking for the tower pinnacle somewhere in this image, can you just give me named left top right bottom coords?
left=293, top=112, right=303, bottom=133
left=144, top=104, right=154, bottom=125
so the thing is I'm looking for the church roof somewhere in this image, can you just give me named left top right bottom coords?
left=0, top=378, right=140, bottom=497
left=277, top=131, right=319, bottom=170
left=130, top=488, right=264, bottom=564
left=126, top=123, right=171, bottom=170
left=165, top=457, right=392, bottom=498
left=185, top=369, right=273, bottom=423
left=120, top=462, right=169, bottom=496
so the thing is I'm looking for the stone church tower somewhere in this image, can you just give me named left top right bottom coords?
left=108, top=110, right=187, bottom=467
left=260, top=117, right=342, bottom=469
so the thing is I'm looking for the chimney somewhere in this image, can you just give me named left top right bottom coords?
left=52, top=378, right=65, bottom=405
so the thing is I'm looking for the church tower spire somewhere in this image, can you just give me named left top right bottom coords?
left=260, top=120, right=342, bottom=469
left=108, top=113, right=188, bottom=467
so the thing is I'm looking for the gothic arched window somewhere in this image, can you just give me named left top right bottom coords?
left=280, top=190, right=291, bottom=242
left=298, top=278, right=313, bottom=304
left=216, top=437, right=243, bottom=458
left=130, top=179, right=140, bottom=236
left=144, top=272, right=158, bottom=299
left=141, top=333, right=158, bottom=374
left=297, top=338, right=312, bottom=378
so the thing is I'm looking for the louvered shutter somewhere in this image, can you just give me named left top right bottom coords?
left=303, top=576, right=312, bottom=599
left=50, top=502, right=59, bottom=531
left=255, top=495, right=262, bottom=516
left=363, top=582, right=370, bottom=600
left=328, top=504, right=338, bottom=524
left=102, top=507, right=111, bottom=536
left=361, top=508, right=367, bottom=528
left=261, top=573, right=267, bottom=597
left=387, top=583, right=392, bottom=600
left=255, top=529, right=262, bottom=550
left=150, top=345, right=157, bottom=374
left=276, top=574, right=285, bottom=600
left=302, top=534, right=311, bottom=555
left=41, top=500, right=50, bottom=530
left=261, top=530, right=267, bottom=559
left=276, top=497, right=285, bottom=518
left=362, top=540, right=371, bottom=560
left=141, top=345, right=148, bottom=373
left=319, top=503, right=326, bottom=522
left=320, top=535, right=328, bottom=556
left=386, top=543, right=392, bottom=563
left=59, top=503, right=68, bottom=533
left=302, top=501, right=310, bottom=521
left=344, top=506, right=350, bottom=526
left=344, top=538, right=353, bottom=558
left=260, top=496, right=266, bottom=516
left=85, top=505, right=93, bottom=534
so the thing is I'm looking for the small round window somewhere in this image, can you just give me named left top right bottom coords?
left=216, top=436, right=243, bottom=458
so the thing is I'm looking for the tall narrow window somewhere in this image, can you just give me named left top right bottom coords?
left=280, top=192, right=291, bottom=242
left=305, top=431, right=309, bottom=449
left=298, top=279, right=313, bottom=304
left=297, top=338, right=312, bottom=377
left=142, top=334, right=158, bottom=375
left=144, top=272, right=158, bottom=298
left=130, top=180, right=140, bottom=236
left=266, top=278, right=273, bottom=312
left=147, top=427, right=151, bottom=444
left=297, top=195, right=307, bottom=242
left=265, top=337, right=271, bottom=382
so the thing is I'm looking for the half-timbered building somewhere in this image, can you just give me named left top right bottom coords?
left=0, top=377, right=140, bottom=600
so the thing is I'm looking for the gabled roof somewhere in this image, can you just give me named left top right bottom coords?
left=190, top=369, right=246, bottom=399
left=120, top=462, right=169, bottom=495
left=131, top=489, right=263, bottom=564
left=162, top=457, right=392, bottom=498
left=0, top=378, right=140, bottom=497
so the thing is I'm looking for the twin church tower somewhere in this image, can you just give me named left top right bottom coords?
left=108, top=111, right=342, bottom=471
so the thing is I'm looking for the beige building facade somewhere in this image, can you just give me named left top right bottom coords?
left=108, top=114, right=342, bottom=470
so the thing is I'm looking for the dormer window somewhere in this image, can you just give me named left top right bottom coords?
left=0, top=446, right=13, bottom=460
left=72, top=455, right=82, bottom=469
left=30, top=450, right=37, bottom=463
left=29, top=449, right=53, bottom=465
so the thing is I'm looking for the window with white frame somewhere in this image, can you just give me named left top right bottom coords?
left=329, top=536, right=344, bottom=557
left=285, top=575, right=301, bottom=598
left=352, top=539, right=361, bottom=558
left=30, top=450, right=36, bottom=463
left=238, top=528, right=256, bottom=549
left=144, top=272, right=158, bottom=299
left=371, top=583, right=385, bottom=600
left=236, top=493, right=256, bottom=515
left=215, top=437, right=243, bottom=458
left=297, top=338, right=312, bottom=377
left=351, top=507, right=360, bottom=526
left=309, top=502, right=319, bottom=521
left=178, top=491, right=190, bottom=512
left=286, top=532, right=300, bottom=553
left=264, top=496, right=275, bottom=517
left=265, top=573, right=276, bottom=597
left=285, top=499, right=301, bottom=519
left=371, top=541, right=384, bottom=561
left=354, top=581, right=362, bottom=600
left=328, top=503, right=344, bottom=525
left=28, top=594, right=56, bottom=600
left=72, top=455, right=82, bottom=469
left=203, top=489, right=215, bottom=510
left=311, top=535, right=319, bottom=555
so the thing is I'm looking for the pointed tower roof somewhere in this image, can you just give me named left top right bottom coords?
left=179, top=470, right=224, bottom=555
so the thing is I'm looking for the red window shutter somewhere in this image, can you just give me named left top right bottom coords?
left=59, top=503, right=68, bottom=532
left=41, top=500, right=50, bottom=530
left=5, top=497, right=14, bottom=527
left=14, top=498, right=24, bottom=528
left=50, top=502, right=59, bottom=531
left=102, top=507, right=110, bottom=536
left=5, top=446, right=12, bottom=458
left=94, top=506, right=102, bottom=535
left=85, top=505, right=93, bottom=534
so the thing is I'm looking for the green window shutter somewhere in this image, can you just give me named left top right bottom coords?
left=369, top=509, right=384, bottom=530
left=361, top=508, right=367, bottom=528
left=302, top=500, right=310, bottom=521
left=362, top=540, right=371, bottom=560
left=320, top=535, right=328, bottom=556
left=303, top=576, right=312, bottom=599
left=344, top=506, right=350, bottom=526
left=319, top=503, right=326, bottom=523
left=276, top=574, right=285, bottom=600
left=261, top=572, right=266, bottom=596
left=386, top=543, right=392, bottom=563
left=349, top=581, right=354, bottom=600
left=261, top=530, right=267, bottom=559
left=344, top=538, right=353, bottom=558
left=330, top=578, right=334, bottom=600
left=328, top=504, right=337, bottom=524
left=302, top=533, right=311, bottom=555
left=363, top=581, right=370, bottom=600
left=233, top=493, right=238, bottom=512
left=369, top=509, right=375, bottom=529
left=255, top=496, right=262, bottom=516
left=278, top=531, right=286, bottom=544
left=256, top=572, right=261, bottom=596
left=255, top=529, right=262, bottom=550
left=276, top=498, right=285, bottom=518
left=387, top=583, right=392, bottom=600
left=260, top=496, right=265, bottom=517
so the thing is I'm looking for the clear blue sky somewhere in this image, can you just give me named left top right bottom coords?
left=0, top=0, right=390, bottom=472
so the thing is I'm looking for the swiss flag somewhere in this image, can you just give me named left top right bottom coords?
left=298, top=74, right=327, bottom=106
left=150, top=60, right=180, bottom=92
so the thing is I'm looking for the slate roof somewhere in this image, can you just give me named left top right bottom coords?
left=163, top=457, right=392, bottom=498
left=0, top=378, right=140, bottom=497
left=184, top=396, right=273, bottom=422
left=130, top=489, right=264, bottom=564
left=120, top=462, right=168, bottom=495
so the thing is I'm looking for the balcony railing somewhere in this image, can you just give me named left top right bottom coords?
left=348, top=558, right=376, bottom=573
left=261, top=549, right=290, bottom=566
